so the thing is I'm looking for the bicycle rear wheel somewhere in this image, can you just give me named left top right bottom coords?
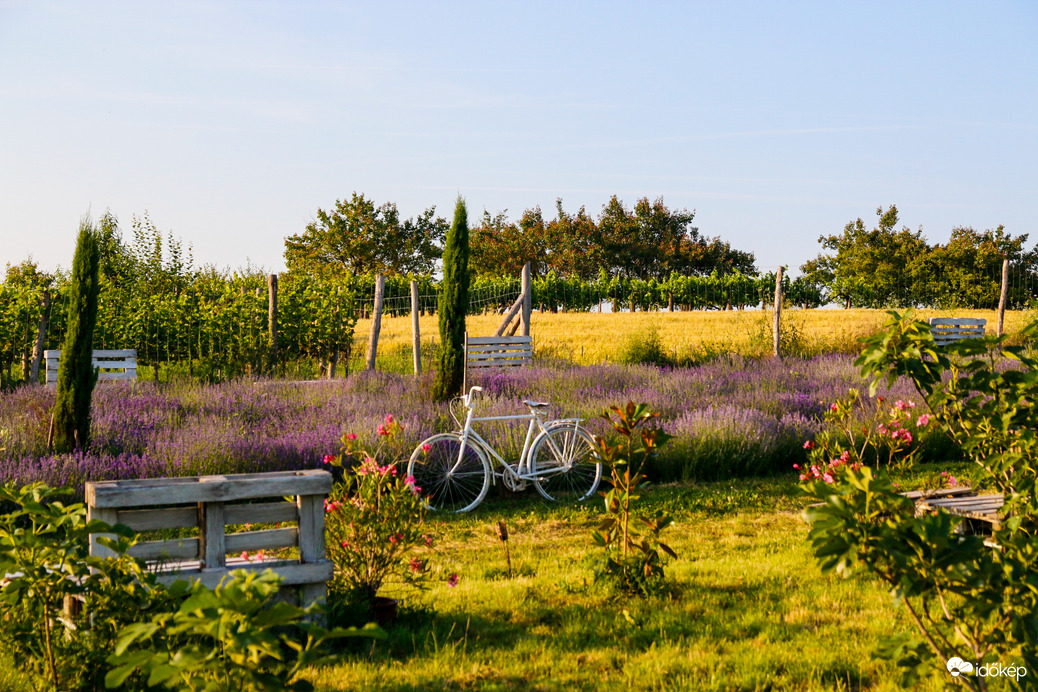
left=530, top=423, right=601, bottom=502
left=407, top=433, right=491, bottom=513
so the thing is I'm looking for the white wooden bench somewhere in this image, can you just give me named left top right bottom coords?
left=464, top=334, right=532, bottom=390
left=45, top=348, right=137, bottom=386
left=85, top=469, right=334, bottom=605
left=928, top=318, right=986, bottom=346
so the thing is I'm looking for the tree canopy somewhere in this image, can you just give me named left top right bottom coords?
left=800, top=205, right=1036, bottom=308
left=470, top=196, right=756, bottom=281
left=285, top=193, right=447, bottom=277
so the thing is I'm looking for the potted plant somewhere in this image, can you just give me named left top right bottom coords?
left=323, top=416, right=453, bottom=623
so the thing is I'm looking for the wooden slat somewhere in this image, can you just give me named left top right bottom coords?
left=465, top=336, right=532, bottom=345
left=467, top=346, right=532, bottom=355
left=225, top=527, right=299, bottom=553
left=466, top=352, right=532, bottom=361
left=297, top=494, right=325, bottom=563
left=87, top=470, right=333, bottom=508
left=902, top=486, right=975, bottom=500
left=153, top=559, right=334, bottom=589
left=929, top=318, right=986, bottom=326
left=45, top=349, right=137, bottom=358
left=225, top=501, right=299, bottom=526
left=468, top=360, right=528, bottom=368
left=116, top=506, right=198, bottom=531
left=128, top=537, right=200, bottom=561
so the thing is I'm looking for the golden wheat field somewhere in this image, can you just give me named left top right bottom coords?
left=352, top=308, right=1033, bottom=369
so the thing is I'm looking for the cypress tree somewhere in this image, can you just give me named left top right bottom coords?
left=434, top=197, right=470, bottom=400
left=53, top=219, right=101, bottom=453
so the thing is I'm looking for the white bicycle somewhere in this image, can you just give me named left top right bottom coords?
left=407, top=386, right=602, bottom=513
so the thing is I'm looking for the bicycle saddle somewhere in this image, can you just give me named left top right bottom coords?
left=523, top=400, right=550, bottom=409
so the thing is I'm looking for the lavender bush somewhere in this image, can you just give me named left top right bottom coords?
left=0, top=356, right=931, bottom=495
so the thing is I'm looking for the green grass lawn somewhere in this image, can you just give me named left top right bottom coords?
left=0, top=467, right=986, bottom=691
left=303, top=470, right=981, bottom=691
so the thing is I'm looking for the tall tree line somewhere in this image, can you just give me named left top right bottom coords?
left=801, top=205, right=1038, bottom=309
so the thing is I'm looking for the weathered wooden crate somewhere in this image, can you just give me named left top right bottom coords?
left=928, top=318, right=986, bottom=346
left=45, top=348, right=137, bottom=386
left=85, top=469, right=334, bottom=605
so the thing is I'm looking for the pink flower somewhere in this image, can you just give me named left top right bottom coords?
left=346, top=433, right=358, bottom=441
left=385, top=414, right=394, bottom=425
left=822, top=473, right=834, bottom=484
left=377, top=424, right=389, bottom=436
left=802, top=440, right=814, bottom=450
left=894, top=400, right=915, bottom=411
left=341, top=540, right=349, bottom=549
left=422, top=443, right=432, bottom=454
left=447, top=573, right=459, bottom=588
left=254, top=550, right=265, bottom=561
left=947, top=475, right=958, bottom=487
left=792, top=464, right=800, bottom=470
left=323, top=454, right=335, bottom=465
left=389, top=532, right=403, bottom=545
left=917, top=414, right=931, bottom=427
left=830, top=403, right=839, bottom=412
left=239, top=551, right=249, bottom=560
left=409, top=557, right=423, bottom=573
left=423, top=534, right=434, bottom=548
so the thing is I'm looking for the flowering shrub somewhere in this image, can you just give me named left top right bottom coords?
left=796, top=388, right=932, bottom=484
left=323, top=416, right=440, bottom=605
left=802, top=311, right=1038, bottom=688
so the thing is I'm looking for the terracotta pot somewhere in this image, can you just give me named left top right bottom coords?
left=372, top=596, right=398, bottom=626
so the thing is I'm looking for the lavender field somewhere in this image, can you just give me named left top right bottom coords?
left=0, top=355, right=927, bottom=494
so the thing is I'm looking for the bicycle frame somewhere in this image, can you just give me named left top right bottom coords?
left=449, top=389, right=583, bottom=483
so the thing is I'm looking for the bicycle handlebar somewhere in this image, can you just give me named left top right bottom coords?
left=463, top=386, right=483, bottom=408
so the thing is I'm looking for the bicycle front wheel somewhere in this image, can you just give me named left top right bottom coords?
left=407, top=433, right=491, bottom=513
left=530, top=423, right=601, bottom=502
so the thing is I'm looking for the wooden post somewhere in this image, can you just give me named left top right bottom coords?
left=29, top=289, right=50, bottom=383
left=366, top=274, right=385, bottom=371
left=997, top=258, right=1009, bottom=337
left=521, top=262, right=532, bottom=337
left=773, top=266, right=784, bottom=359
left=494, top=294, right=524, bottom=337
left=411, top=280, right=422, bottom=375
left=268, top=274, right=278, bottom=369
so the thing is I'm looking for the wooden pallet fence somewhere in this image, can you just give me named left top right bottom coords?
left=45, top=348, right=137, bottom=386
left=85, top=469, right=334, bottom=605
left=928, top=318, right=986, bottom=346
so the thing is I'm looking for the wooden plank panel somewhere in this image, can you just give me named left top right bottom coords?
left=225, top=527, right=299, bottom=553
left=116, top=506, right=198, bottom=531
left=128, top=538, right=200, bottom=561
left=225, top=501, right=298, bottom=525
left=88, top=470, right=333, bottom=508
left=468, top=361, right=527, bottom=368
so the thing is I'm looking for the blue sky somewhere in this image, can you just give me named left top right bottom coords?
left=2, top=1, right=1035, bottom=276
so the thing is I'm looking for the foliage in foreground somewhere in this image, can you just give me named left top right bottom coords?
left=0, top=482, right=174, bottom=691
left=323, top=416, right=440, bottom=609
left=591, top=402, right=677, bottom=596
left=803, top=311, right=1038, bottom=690
left=0, top=481, right=383, bottom=692
left=106, top=570, right=383, bottom=691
